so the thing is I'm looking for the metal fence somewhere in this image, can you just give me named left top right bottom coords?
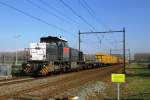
left=0, top=51, right=28, bottom=64
left=0, top=64, right=12, bottom=79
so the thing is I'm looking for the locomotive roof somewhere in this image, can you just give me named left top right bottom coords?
left=40, top=36, right=67, bottom=43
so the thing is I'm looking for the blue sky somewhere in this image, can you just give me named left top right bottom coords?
left=0, top=0, right=150, bottom=56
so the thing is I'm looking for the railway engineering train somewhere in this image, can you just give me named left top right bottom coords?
left=22, top=36, right=124, bottom=76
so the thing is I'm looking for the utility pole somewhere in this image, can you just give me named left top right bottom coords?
left=2, top=55, right=5, bottom=64
left=15, top=37, right=18, bottom=65
left=78, top=30, right=81, bottom=52
left=123, top=28, right=126, bottom=74
left=15, top=35, right=21, bottom=65
left=110, top=48, right=111, bottom=55
left=78, top=30, right=81, bottom=60
left=128, top=49, right=131, bottom=64
left=78, top=28, right=126, bottom=74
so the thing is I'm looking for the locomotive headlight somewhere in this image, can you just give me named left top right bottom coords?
left=26, top=63, right=31, bottom=67
left=68, top=96, right=79, bottom=100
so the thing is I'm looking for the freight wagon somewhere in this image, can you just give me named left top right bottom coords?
left=95, top=52, right=123, bottom=66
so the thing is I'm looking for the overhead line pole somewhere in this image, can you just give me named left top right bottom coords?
left=128, top=49, right=131, bottom=64
left=123, top=28, right=126, bottom=73
left=110, top=48, right=112, bottom=55
left=78, top=28, right=126, bottom=74
left=78, top=30, right=81, bottom=60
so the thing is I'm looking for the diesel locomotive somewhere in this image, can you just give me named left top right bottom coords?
left=23, top=36, right=84, bottom=76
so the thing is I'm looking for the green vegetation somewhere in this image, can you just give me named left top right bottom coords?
left=121, top=64, right=150, bottom=99
left=98, top=64, right=150, bottom=100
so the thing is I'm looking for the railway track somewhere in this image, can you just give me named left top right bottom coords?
left=0, top=64, right=122, bottom=87
left=0, top=77, right=35, bottom=86
left=0, top=65, right=123, bottom=99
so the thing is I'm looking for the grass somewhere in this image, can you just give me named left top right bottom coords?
left=103, top=63, right=150, bottom=100
left=121, top=64, right=150, bottom=99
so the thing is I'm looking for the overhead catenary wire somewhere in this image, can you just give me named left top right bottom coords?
left=34, top=0, right=98, bottom=48
left=82, top=0, right=95, bottom=14
left=62, top=0, right=120, bottom=51
left=60, top=0, right=96, bottom=31
left=59, top=0, right=105, bottom=49
left=79, top=0, right=108, bottom=36
left=39, top=0, right=81, bottom=26
left=26, top=0, right=77, bottom=28
left=76, top=0, right=105, bottom=48
left=81, top=0, right=111, bottom=30
left=80, top=0, right=119, bottom=49
left=78, top=0, right=93, bottom=18
left=0, top=1, right=77, bottom=38
left=78, top=0, right=112, bottom=48
left=0, top=0, right=122, bottom=52
left=0, top=0, right=96, bottom=50
left=85, top=0, right=118, bottom=47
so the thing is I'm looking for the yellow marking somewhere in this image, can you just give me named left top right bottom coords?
left=43, top=68, right=47, bottom=73
left=45, top=67, right=48, bottom=72
left=42, top=69, right=46, bottom=74
left=41, top=67, right=48, bottom=75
